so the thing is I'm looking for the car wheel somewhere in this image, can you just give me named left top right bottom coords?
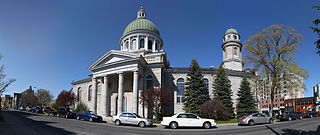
left=248, top=120, right=254, bottom=126
left=203, top=122, right=211, bottom=129
left=65, top=115, right=68, bottom=119
left=77, top=116, right=80, bottom=120
left=310, top=115, right=313, bottom=118
left=269, top=119, right=274, bottom=124
left=288, top=117, right=292, bottom=121
left=89, top=118, right=93, bottom=122
left=139, top=121, right=146, bottom=128
left=115, top=120, right=121, bottom=126
left=299, top=116, right=303, bottom=120
left=57, top=114, right=60, bottom=117
left=169, top=122, right=178, bottom=129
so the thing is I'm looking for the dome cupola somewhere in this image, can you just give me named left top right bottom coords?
left=119, top=5, right=163, bottom=53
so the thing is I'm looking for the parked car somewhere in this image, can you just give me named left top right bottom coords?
left=26, top=106, right=32, bottom=112
left=277, top=112, right=302, bottom=121
left=161, top=113, right=216, bottom=129
left=56, top=107, right=76, bottom=119
left=112, top=112, right=153, bottom=128
left=238, top=113, right=273, bottom=126
left=47, top=109, right=58, bottom=117
left=303, top=111, right=317, bottom=118
left=31, top=106, right=42, bottom=113
left=317, top=111, right=320, bottom=117
left=18, top=107, right=25, bottom=111
left=42, top=107, right=51, bottom=113
left=76, top=110, right=102, bottom=122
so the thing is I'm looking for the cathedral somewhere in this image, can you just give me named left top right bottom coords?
left=71, top=6, right=254, bottom=118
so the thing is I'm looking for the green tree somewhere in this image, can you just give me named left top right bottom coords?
left=183, top=58, right=210, bottom=115
left=244, top=25, right=309, bottom=116
left=36, top=89, right=54, bottom=108
left=212, top=63, right=234, bottom=118
left=311, top=5, right=320, bottom=55
left=236, top=77, right=257, bottom=117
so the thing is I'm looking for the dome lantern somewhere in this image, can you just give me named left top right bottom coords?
left=137, top=4, right=146, bottom=19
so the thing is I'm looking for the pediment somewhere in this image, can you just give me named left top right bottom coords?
left=88, top=50, right=140, bottom=71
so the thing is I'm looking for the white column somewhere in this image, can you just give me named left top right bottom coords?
left=92, top=78, right=97, bottom=113
left=102, top=76, right=108, bottom=116
left=118, top=73, right=124, bottom=114
left=128, top=37, right=131, bottom=52
left=132, top=71, right=139, bottom=114
left=152, top=39, right=156, bottom=52
left=145, top=36, right=148, bottom=50
left=137, top=36, right=140, bottom=50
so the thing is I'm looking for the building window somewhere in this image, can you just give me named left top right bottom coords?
left=155, top=41, right=159, bottom=51
left=132, top=39, right=137, bottom=50
left=125, top=41, right=129, bottom=50
left=234, top=47, right=238, bottom=55
left=177, top=78, right=185, bottom=103
left=140, top=39, right=145, bottom=49
left=148, top=40, right=152, bottom=50
left=203, top=78, right=209, bottom=98
left=146, top=75, right=153, bottom=89
left=88, top=85, right=92, bottom=101
left=78, top=87, right=82, bottom=101
left=97, top=83, right=101, bottom=94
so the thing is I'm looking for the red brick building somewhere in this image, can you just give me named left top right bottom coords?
left=284, top=97, right=316, bottom=113
left=260, top=96, right=286, bottom=114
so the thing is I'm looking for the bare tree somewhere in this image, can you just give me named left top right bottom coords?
left=0, top=54, right=16, bottom=94
left=36, top=89, right=54, bottom=108
left=200, top=99, right=229, bottom=121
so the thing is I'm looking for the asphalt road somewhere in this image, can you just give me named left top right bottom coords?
left=1, top=110, right=320, bottom=135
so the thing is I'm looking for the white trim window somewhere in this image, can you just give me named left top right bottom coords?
left=177, top=78, right=185, bottom=103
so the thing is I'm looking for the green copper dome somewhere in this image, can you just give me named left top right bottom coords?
left=122, top=18, right=160, bottom=36
left=225, top=27, right=238, bottom=34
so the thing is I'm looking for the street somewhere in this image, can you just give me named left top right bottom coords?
left=1, top=110, right=319, bottom=135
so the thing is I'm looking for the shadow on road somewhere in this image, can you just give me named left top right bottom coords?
left=2, top=110, right=76, bottom=135
left=266, top=125, right=320, bottom=135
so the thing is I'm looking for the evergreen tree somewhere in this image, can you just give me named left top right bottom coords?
left=212, top=63, right=234, bottom=118
left=183, top=58, right=210, bottom=115
left=236, top=77, right=257, bottom=117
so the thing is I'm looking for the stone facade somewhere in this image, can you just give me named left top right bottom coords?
left=71, top=6, right=253, bottom=118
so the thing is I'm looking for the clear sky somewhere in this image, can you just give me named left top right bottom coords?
left=0, top=0, right=319, bottom=98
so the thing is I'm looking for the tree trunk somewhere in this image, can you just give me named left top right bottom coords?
left=269, top=89, right=274, bottom=117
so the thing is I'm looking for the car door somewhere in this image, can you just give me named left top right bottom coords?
left=187, top=114, right=202, bottom=127
left=127, top=113, right=138, bottom=125
left=176, top=114, right=189, bottom=126
left=119, top=113, right=129, bottom=124
left=258, top=114, right=268, bottom=123
left=251, top=113, right=261, bottom=123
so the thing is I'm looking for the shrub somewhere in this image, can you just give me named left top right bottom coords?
left=200, top=99, right=230, bottom=121
left=74, top=102, right=88, bottom=113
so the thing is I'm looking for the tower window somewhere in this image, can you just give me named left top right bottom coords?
left=155, top=42, right=159, bottom=51
left=146, top=75, right=153, bottom=89
left=132, top=39, right=137, bottom=50
left=125, top=41, right=129, bottom=50
left=140, top=39, right=145, bottom=49
left=177, top=78, right=185, bottom=103
left=234, top=35, right=237, bottom=40
left=234, top=47, right=238, bottom=56
left=148, top=40, right=152, bottom=50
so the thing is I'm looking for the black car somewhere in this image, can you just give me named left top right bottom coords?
left=303, top=111, right=317, bottom=118
left=56, top=107, right=76, bottom=119
left=277, top=112, right=303, bottom=121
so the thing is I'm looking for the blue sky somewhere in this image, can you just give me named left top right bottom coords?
left=0, top=0, right=319, bottom=98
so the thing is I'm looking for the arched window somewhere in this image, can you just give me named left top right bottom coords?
left=203, top=78, right=209, bottom=89
left=97, top=83, right=101, bottom=94
left=234, top=47, right=238, bottom=56
left=148, top=40, right=152, bottom=50
left=78, top=87, right=82, bottom=101
left=233, top=35, right=237, bottom=40
left=140, top=39, right=145, bottom=49
left=124, top=41, right=129, bottom=50
left=146, top=75, right=153, bottom=89
left=155, top=42, right=159, bottom=51
left=88, top=85, right=92, bottom=101
left=177, top=78, right=185, bottom=103
left=132, top=39, right=137, bottom=50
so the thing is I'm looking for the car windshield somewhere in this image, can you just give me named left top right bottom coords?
left=89, top=111, right=96, bottom=115
left=133, top=113, right=142, bottom=118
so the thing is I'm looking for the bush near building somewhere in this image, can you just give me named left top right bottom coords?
left=200, top=99, right=230, bottom=121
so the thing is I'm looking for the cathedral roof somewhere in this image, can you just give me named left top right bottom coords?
left=122, top=4, right=160, bottom=36
left=225, top=26, right=238, bottom=34
left=123, top=18, right=160, bottom=36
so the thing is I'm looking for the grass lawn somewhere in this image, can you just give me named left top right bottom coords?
left=216, top=118, right=238, bottom=124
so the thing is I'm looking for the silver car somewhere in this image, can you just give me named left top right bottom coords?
left=111, top=112, right=153, bottom=128
left=238, top=113, right=274, bottom=126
